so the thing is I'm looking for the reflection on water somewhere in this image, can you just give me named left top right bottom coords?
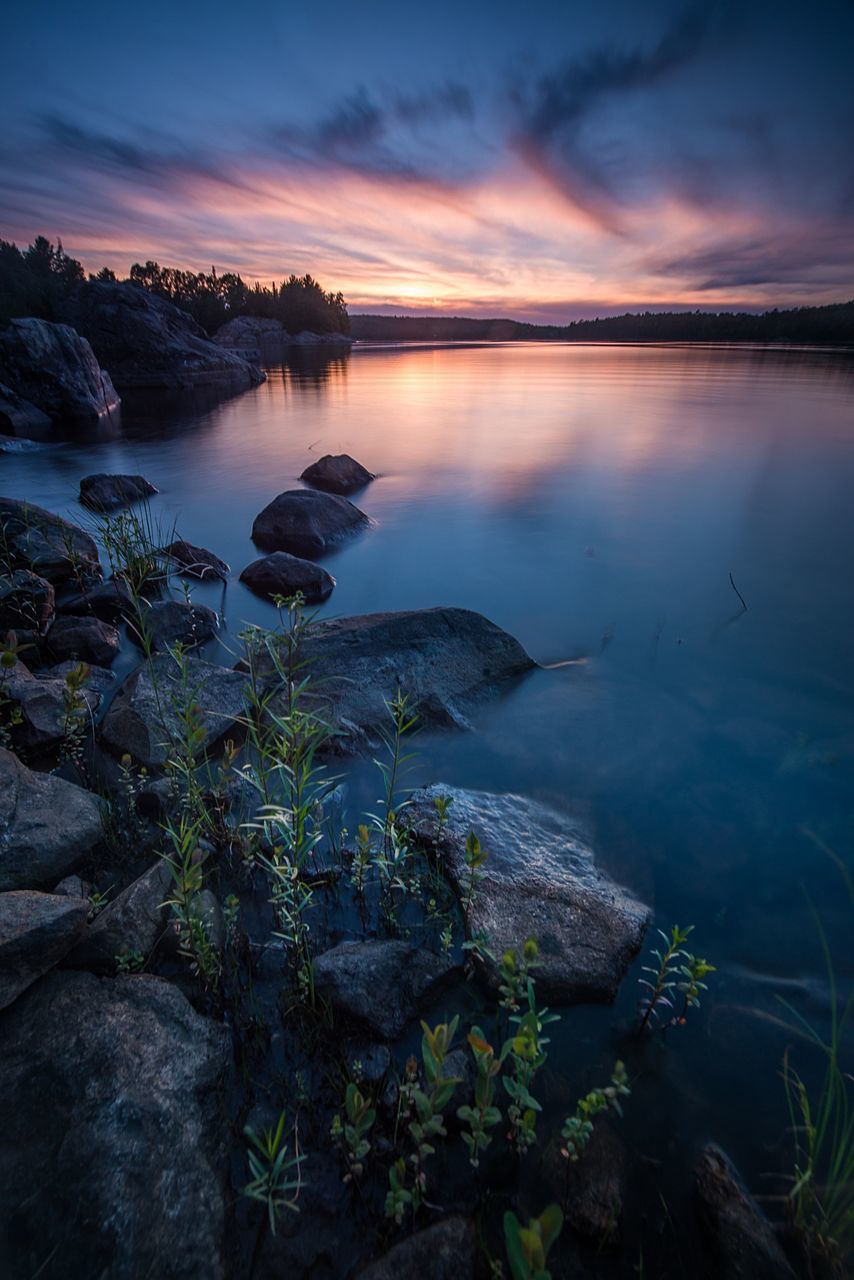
left=4, top=341, right=853, bottom=1204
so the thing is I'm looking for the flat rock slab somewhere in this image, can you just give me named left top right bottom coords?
left=251, top=488, right=370, bottom=558
left=127, top=599, right=219, bottom=651
left=0, top=747, right=103, bottom=891
left=0, top=890, right=89, bottom=1009
left=79, top=473, right=158, bottom=512
left=408, top=784, right=651, bottom=1003
left=0, top=497, right=101, bottom=583
left=67, top=860, right=172, bottom=974
left=312, top=939, right=458, bottom=1039
left=240, top=551, right=335, bottom=603
left=358, top=1217, right=477, bottom=1280
left=0, top=970, right=229, bottom=1280
left=166, top=539, right=230, bottom=581
left=0, top=570, right=54, bottom=634
left=47, top=614, right=120, bottom=666
left=300, top=453, right=374, bottom=495
left=694, top=1144, right=796, bottom=1279
left=99, top=653, right=247, bottom=769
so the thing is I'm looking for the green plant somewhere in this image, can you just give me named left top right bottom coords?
left=457, top=1027, right=504, bottom=1167
left=560, top=1061, right=630, bottom=1163
left=637, top=924, right=693, bottom=1031
left=503, top=967, right=558, bottom=1155
left=242, top=1111, right=303, bottom=1234
left=433, top=792, right=453, bottom=839
left=162, top=811, right=222, bottom=991
left=503, top=1204, right=564, bottom=1280
left=389, top=1016, right=461, bottom=1219
left=58, top=660, right=91, bottom=774
left=463, top=830, right=488, bottom=916
left=331, top=1081, right=376, bottom=1182
left=499, top=937, right=541, bottom=1013
left=115, top=949, right=145, bottom=975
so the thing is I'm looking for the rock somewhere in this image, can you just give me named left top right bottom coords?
left=126, top=599, right=219, bottom=651
left=251, top=488, right=369, bottom=558
left=0, top=497, right=101, bottom=583
left=408, top=785, right=650, bottom=1003
left=0, top=318, right=120, bottom=423
left=99, top=653, right=246, bottom=770
left=2, top=659, right=101, bottom=754
left=542, top=1122, right=627, bottom=1242
left=0, top=970, right=228, bottom=1279
left=60, top=280, right=264, bottom=393
left=166, top=539, right=230, bottom=581
left=56, top=575, right=134, bottom=620
left=694, top=1144, right=796, bottom=1279
left=0, top=382, right=52, bottom=435
left=312, top=940, right=457, bottom=1039
left=290, top=330, right=353, bottom=346
left=42, top=660, right=116, bottom=697
left=0, top=570, right=54, bottom=634
left=66, top=860, right=171, bottom=974
left=0, top=746, right=103, bottom=891
left=300, top=453, right=375, bottom=495
left=79, top=472, right=158, bottom=512
left=345, top=1041, right=392, bottom=1086
left=213, top=315, right=285, bottom=348
left=240, top=551, right=335, bottom=603
left=46, top=614, right=120, bottom=666
left=0, top=890, right=88, bottom=1009
left=53, top=874, right=88, bottom=898
left=357, top=1217, right=477, bottom=1280
left=0, top=432, right=43, bottom=453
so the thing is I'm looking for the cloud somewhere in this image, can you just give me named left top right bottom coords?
left=650, top=226, right=854, bottom=290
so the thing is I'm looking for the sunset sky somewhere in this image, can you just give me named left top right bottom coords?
left=2, top=0, right=853, bottom=321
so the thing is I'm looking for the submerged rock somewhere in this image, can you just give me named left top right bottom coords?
left=694, top=1144, right=796, bottom=1279
left=240, top=551, right=335, bottom=603
left=312, top=939, right=457, bottom=1039
left=408, top=784, right=650, bottom=1003
left=67, top=861, right=172, bottom=974
left=0, top=570, right=54, bottom=634
left=0, top=497, right=101, bottom=583
left=0, top=382, right=52, bottom=435
left=166, top=539, right=230, bottom=581
left=251, top=488, right=369, bottom=558
left=300, top=453, right=374, bottom=495
left=358, top=1217, right=477, bottom=1280
left=0, top=970, right=229, bottom=1280
left=0, top=889, right=88, bottom=1009
left=0, top=747, right=103, bottom=891
left=46, top=614, right=120, bottom=666
left=79, top=472, right=158, bottom=512
left=2, top=660, right=102, bottom=754
left=0, top=318, right=120, bottom=423
left=542, top=1121, right=627, bottom=1243
left=126, top=599, right=219, bottom=651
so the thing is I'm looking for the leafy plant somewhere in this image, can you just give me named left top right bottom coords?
left=560, top=1061, right=630, bottom=1163
left=331, top=1081, right=376, bottom=1182
left=503, top=1204, right=564, bottom=1280
left=457, top=1027, right=504, bottom=1167
left=463, top=830, right=488, bottom=916
left=503, top=970, right=558, bottom=1155
left=499, top=937, right=541, bottom=1013
left=242, top=1111, right=303, bottom=1234
left=389, top=1016, right=461, bottom=1219
left=637, top=924, right=693, bottom=1031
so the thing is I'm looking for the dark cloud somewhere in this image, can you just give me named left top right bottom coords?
left=651, top=228, right=854, bottom=291
left=40, top=114, right=222, bottom=183
left=392, top=82, right=474, bottom=125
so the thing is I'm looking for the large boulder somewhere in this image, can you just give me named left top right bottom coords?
left=60, top=280, right=264, bottom=393
left=0, top=971, right=229, bottom=1279
left=251, top=488, right=369, bottom=558
left=0, top=382, right=52, bottom=436
left=311, top=939, right=457, bottom=1039
left=56, top=575, right=133, bottom=620
left=79, top=472, right=157, bottom=512
left=0, top=318, right=119, bottom=422
left=213, top=315, right=284, bottom=349
left=126, top=599, right=219, bottom=651
left=300, top=453, right=374, bottom=495
left=0, top=497, right=101, bottom=583
left=408, top=785, right=650, bottom=1003
left=166, top=539, right=230, bottom=581
left=0, top=890, right=88, bottom=1009
left=358, top=1217, right=477, bottom=1280
left=0, top=570, right=54, bottom=634
left=240, top=551, right=335, bottom=603
left=694, top=1145, right=796, bottom=1279
left=99, top=653, right=246, bottom=769
left=46, top=614, right=120, bottom=666
left=67, top=860, right=172, bottom=974
left=0, top=747, right=103, bottom=890
left=2, top=660, right=102, bottom=754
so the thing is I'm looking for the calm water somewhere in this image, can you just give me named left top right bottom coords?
left=4, top=341, right=854, bottom=1247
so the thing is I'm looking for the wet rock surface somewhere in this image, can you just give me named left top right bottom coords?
left=251, top=488, right=370, bottom=558
left=0, top=318, right=119, bottom=422
left=694, top=1144, right=796, bottom=1279
left=0, top=970, right=229, bottom=1280
left=240, top=550, right=335, bottom=602
left=408, top=784, right=650, bottom=1002
left=0, top=497, right=101, bottom=583
left=0, top=569, right=54, bottom=633
left=300, top=452, right=375, bottom=495
left=312, top=940, right=458, bottom=1039
left=0, top=889, right=88, bottom=1009
left=56, top=574, right=134, bottom=619
left=79, top=472, right=158, bottom=511
left=66, top=860, right=172, bottom=974
left=166, top=539, right=230, bottom=581
left=0, top=382, right=52, bottom=436
left=0, top=747, right=103, bottom=891
left=357, top=1216, right=477, bottom=1280
left=2, top=660, right=102, bottom=753
left=126, top=598, right=219, bottom=651
left=46, top=613, right=120, bottom=665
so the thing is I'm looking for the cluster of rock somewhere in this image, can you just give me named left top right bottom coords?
left=213, top=314, right=353, bottom=354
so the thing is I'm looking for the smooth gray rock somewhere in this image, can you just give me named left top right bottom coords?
left=67, top=860, right=171, bottom=974
left=166, top=539, right=230, bottom=581
left=46, top=614, right=120, bottom=666
left=56, top=574, right=133, bottom=620
left=0, top=318, right=119, bottom=423
left=2, top=659, right=101, bottom=754
left=300, top=453, right=374, bottom=495
left=358, top=1217, right=477, bottom=1280
left=0, top=496, right=101, bottom=583
left=0, top=570, right=54, bottom=634
left=0, top=970, right=229, bottom=1280
left=99, top=653, right=246, bottom=769
left=79, top=472, right=157, bottom=512
left=694, top=1144, right=796, bottom=1279
left=0, top=890, right=88, bottom=1009
left=240, top=551, right=335, bottom=603
left=42, top=660, right=116, bottom=697
left=408, top=785, right=650, bottom=1003
left=126, top=598, right=219, bottom=651
left=0, top=747, right=103, bottom=891
left=312, top=939, right=457, bottom=1039
left=251, top=488, right=369, bottom=558
left=0, top=382, right=52, bottom=435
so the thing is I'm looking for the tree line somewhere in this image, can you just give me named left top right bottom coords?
left=0, top=236, right=350, bottom=335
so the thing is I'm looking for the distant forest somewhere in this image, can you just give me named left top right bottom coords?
left=0, top=236, right=350, bottom=335
left=351, top=302, right=854, bottom=345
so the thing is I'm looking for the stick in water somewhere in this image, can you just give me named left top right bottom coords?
left=729, top=572, right=748, bottom=612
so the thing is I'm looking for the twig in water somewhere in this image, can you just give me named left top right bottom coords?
left=729, top=572, right=748, bottom=612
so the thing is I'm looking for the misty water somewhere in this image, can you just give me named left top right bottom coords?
left=5, top=341, right=853, bottom=1265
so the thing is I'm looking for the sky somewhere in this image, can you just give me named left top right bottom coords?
left=1, top=0, right=853, bottom=322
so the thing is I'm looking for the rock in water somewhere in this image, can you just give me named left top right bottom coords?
left=300, top=453, right=374, bottom=495
left=56, top=575, right=134, bottom=620
left=0, top=890, right=88, bottom=1009
left=0, top=318, right=119, bottom=422
left=213, top=315, right=285, bottom=348
left=239, top=551, right=335, bottom=603
left=312, top=940, right=457, bottom=1038
left=60, top=280, right=264, bottom=393
left=251, top=488, right=369, bottom=558
left=0, top=971, right=228, bottom=1280
left=358, top=1218, right=477, bottom=1280
left=166, top=539, right=230, bottom=581
left=0, top=570, right=54, bottom=634
left=0, top=747, right=103, bottom=891
left=125, top=599, right=219, bottom=651
left=407, top=784, right=650, bottom=1003
left=79, top=473, right=158, bottom=512
left=0, top=497, right=101, bottom=583
left=694, top=1144, right=796, bottom=1279
left=0, top=382, right=52, bottom=435
left=46, top=614, right=120, bottom=666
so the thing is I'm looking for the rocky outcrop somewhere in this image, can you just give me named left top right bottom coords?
left=300, top=453, right=374, bottom=495
left=0, top=382, right=51, bottom=436
left=408, top=785, right=650, bottom=1003
left=126, top=599, right=219, bottom=651
left=311, top=939, right=457, bottom=1039
left=99, top=654, right=246, bottom=769
left=239, top=551, right=335, bottom=603
left=357, top=1217, right=477, bottom=1280
left=2, top=660, right=101, bottom=754
left=79, top=472, right=158, bottom=512
left=0, top=318, right=119, bottom=422
left=694, top=1145, right=796, bottom=1279
left=0, top=570, right=54, bottom=634
left=251, top=489, right=370, bottom=558
left=0, top=747, right=103, bottom=891
left=46, top=614, right=120, bottom=666
left=60, top=280, right=264, bottom=393
left=166, top=539, right=230, bottom=581
left=0, top=971, right=229, bottom=1280
left=67, top=861, right=172, bottom=973
left=0, top=890, right=88, bottom=1009
left=0, top=497, right=101, bottom=583
left=213, top=315, right=285, bottom=348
